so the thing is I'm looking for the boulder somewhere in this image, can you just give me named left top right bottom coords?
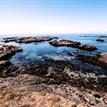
left=99, top=52, right=107, bottom=63
left=96, top=39, right=104, bottom=42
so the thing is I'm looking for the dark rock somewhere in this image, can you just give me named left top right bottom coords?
left=97, top=36, right=107, bottom=38
left=77, top=54, right=107, bottom=69
left=0, top=45, right=23, bottom=76
left=20, top=64, right=48, bottom=76
left=0, top=45, right=23, bottom=60
left=96, top=39, right=104, bottom=42
left=0, top=60, right=10, bottom=70
left=93, top=94, right=101, bottom=99
left=79, top=44, right=97, bottom=51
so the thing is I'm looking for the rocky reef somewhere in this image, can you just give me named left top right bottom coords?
left=49, top=40, right=97, bottom=51
left=2, top=37, right=58, bottom=43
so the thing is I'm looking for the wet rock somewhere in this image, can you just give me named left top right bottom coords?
left=96, top=39, right=104, bottom=42
left=79, top=44, right=97, bottom=51
left=49, top=40, right=81, bottom=48
left=20, top=64, right=48, bottom=76
left=49, top=40, right=97, bottom=51
left=0, top=45, right=23, bottom=76
left=0, top=60, right=10, bottom=70
left=0, top=44, right=23, bottom=60
left=2, top=37, right=58, bottom=43
left=77, top=54, right=107, bottom=69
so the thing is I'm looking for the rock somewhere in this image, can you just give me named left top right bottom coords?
left=93, top=94, right=101, bottom=99
left=0, top=91, right=88, bottom=107
left=103, top=96, right=107, bottom=105
left=0, top=44, right=23, bottom=75
left=97, top=36, right=107, bottom=38
left=2, top=37, right=18, bottom=43
left=0, top=44, right=23, bottom=60
left=49, top=40, right=81, bottom=48
left=77, top=54, right=107, bottom=69
left=2, top=37, right=58, bottom=43
left=20, top=64, right=48, bottom=76
left=79, top=44, right=97, bottom=51
left=96, top=39, right=104, bottom=42
left=99, top=52, right=107, bottom=63
left=0, top=60, right=10, bottom=70
left=49, top=40, right=97, bottom=51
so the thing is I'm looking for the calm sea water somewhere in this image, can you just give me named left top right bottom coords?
left=0, top=34, right=107, bottom=74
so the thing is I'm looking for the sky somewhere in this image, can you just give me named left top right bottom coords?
left=0, top=0, right=107, bottom=34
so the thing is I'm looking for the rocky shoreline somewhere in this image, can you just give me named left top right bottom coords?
left=0, top=36, right=107, bottom=107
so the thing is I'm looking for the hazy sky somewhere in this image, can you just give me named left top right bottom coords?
left=0, top=0, right=107, bottom=34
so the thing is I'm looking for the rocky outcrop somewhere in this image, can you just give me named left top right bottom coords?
left=96, top=39, right=104, bottom=42
left=49, top=40, right=97, bottom=51
left=2, top=37, right=58, bottom=43
left=0, top=44, right=23, bottom=72
left=77, top=54, right=107, bottom=69
left=0, top=45, right=22, bottom=60
left=49, top=40, right=81, bottom=48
